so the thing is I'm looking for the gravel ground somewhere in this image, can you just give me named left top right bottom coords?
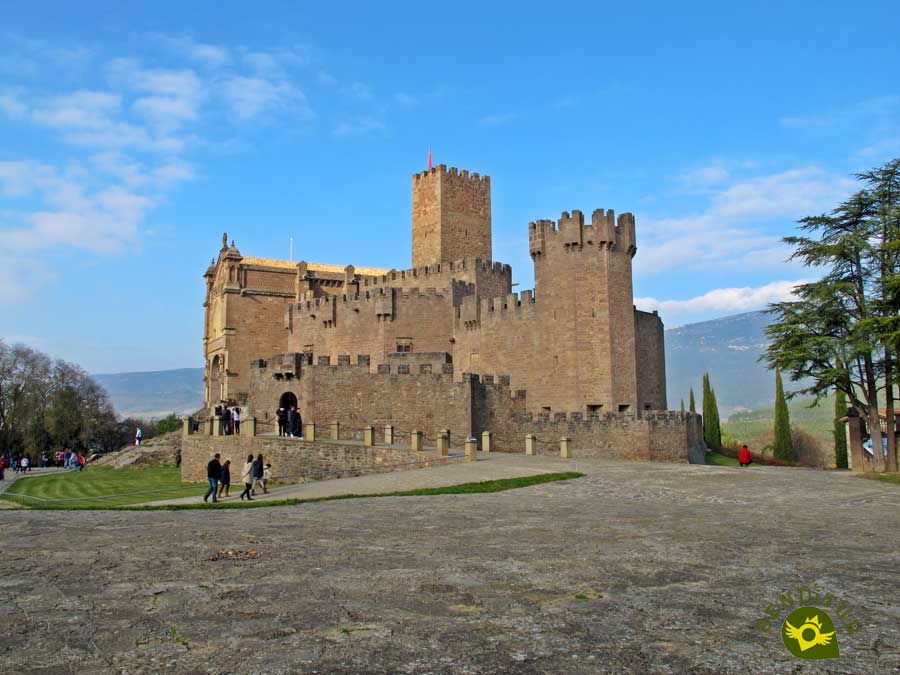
left=1, top=459, right=898, bottom=674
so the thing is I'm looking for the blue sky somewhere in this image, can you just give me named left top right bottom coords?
left=1, top=1, right=899, bottom=373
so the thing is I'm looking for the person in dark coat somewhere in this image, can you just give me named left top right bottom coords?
left=251, top=453, right=265, bottom=495
left=286, top=408, right=297, bottom=438
left=276, top=407, right=286, bottom=436
left=217, top=459, right=231, bottom=498
left=204, top=453, right=222, bottom=503
left=738, top=444, right=752, bottom=467
left=292, top=407, right=302, bottom=438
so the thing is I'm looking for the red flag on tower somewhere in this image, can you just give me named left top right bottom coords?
left=427, top=148, right=432, bottom=170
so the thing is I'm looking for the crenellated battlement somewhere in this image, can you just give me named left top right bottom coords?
left=360, top=256, right=511, bottom=292
left=413, top=163, right=491, bottom=187
left=455, top=288, right=538, bottom=330
left=529, top=208, right=637, bottom=258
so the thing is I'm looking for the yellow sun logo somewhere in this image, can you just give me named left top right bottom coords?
left=782, top=607, right=840, bottom=659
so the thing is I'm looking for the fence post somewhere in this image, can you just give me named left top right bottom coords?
left=245, top=417, right=256, bottom=437
left=384, top=424, right=393, bottom=446
left=525, top=434, right=535, bottom=456
left=465, top=437, right=478, bottom=462
left=482, top=430, right=492, bottom=453
left=436, top=430, right=449, bottom=456
left=560, top=436, right=571, bottom=459
left=364, top=426, right=375, bottom=447
left=304, top=422, right=316, bottom=441
left=411, top=431, right=423, bottom=452
left=330, top=421, right=340, bottom=440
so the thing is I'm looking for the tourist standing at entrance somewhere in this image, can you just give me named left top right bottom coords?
left=204, top=453, right=222, bottom=503
left=222, top=406, right=232, bottom=435
left=276, top=407, right=286, bottom=436
left=292, top=407, right=302, bottom=438
left=232, top=406, right=241, bottom=435
left=285, top=408, right=296, bottom=438
left=240, top=454, right=254, bottom=500
left=218, top=459, right=231, bottom=498
left=738, top=444, right=752, bottom=467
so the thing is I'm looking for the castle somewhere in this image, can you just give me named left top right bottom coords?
left=200, top=165, right=699, bottom=460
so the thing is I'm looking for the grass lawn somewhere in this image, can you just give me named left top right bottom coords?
left=3, top=470, right=584, bottom=510
left=1, top=465, right=203, bottom=508
left=706, top=452, right=740, bottom=467
left=857, top=472, right=900, bottom=485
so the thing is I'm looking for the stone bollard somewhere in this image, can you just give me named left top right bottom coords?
left=304, top=422, right=316, bottom=442
left=364, top=426, right=375, bottom=447
left=525, top=434, right=535, bottom=455
left=244, top=417, right=256, bottom=437
left=465, top=437, right=478, bottom=462
left=330, top=421, right=340, bottom=441
left=384, top=424, right=393, bottom=446
left=436, top=430, right=449, bottom=456
left=482, top=431, right=492, bottom=453
left=560, top=436, right=571, bottom=459
left=182, top=417, right=192, bottom=437
left=411, top=431, right=423, bottom=452
left=214, top=415, right=223, bottom=437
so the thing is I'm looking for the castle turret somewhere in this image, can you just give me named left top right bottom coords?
left=411, top=164, right=492, bottom=267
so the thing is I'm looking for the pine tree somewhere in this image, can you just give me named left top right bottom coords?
left=773, top=368, right=796, bottom=461
left=689, top=388, right=696, bottom=414
left=833, top=389, right=849, bottom=469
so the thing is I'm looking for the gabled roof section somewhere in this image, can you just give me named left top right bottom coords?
left=240, top=256, right=390, bottom=277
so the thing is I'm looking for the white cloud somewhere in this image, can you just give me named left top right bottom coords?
left=635, top=279, right=811, bottom=323
left=159, top=36, right=230, bottom=68
left=341, top=81, right=373, bottom=101
left=636, top=166, right=855, bottom=276
left=479, top=112, right=518, bottom=126
left=395, top=92, right=417, bottom=106
left=221, top=75, right=310, bottom=120
left=333, top=117, right=384, bottom=137
left=681, top=163, right=730, bottom=188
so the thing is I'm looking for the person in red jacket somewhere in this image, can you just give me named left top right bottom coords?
left=738, top=444, right=752, bottom=467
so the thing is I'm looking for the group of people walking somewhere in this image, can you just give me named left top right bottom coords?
left=276, top=406, right=302, bottom=438
left=0, top=449, right=87, bottom=480
left=204, top=452, right=270, bottom=503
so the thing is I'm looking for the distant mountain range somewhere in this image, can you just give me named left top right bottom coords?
left=665, top=310, right=789, bottom=415
left=92, top=310, right=786, bottom=419
left=92, top=368, right=204, bottom=419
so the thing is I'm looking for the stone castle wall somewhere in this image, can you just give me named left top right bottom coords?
left=244, top=361, right=702, bottom=463
left=181, top=434, right=461, bottom=483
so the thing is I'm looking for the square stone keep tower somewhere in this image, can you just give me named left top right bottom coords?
left=411, top=164, right=492, bottom=267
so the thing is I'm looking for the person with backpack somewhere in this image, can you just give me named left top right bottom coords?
left=240, top=454, right=254, bottom=501
left=251, top=453, right=264, bottom=495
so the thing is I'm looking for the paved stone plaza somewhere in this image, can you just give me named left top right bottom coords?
left=1, top=459, right=898, bottom=674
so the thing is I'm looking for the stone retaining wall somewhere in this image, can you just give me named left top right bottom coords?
left=181, top=435, right=462, bottom=483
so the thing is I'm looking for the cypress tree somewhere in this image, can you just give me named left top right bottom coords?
left=680, top=398, right=685, bottom=413
left=709, top=386, right=723, bottom=450
left=773, top=368, right=796, bottom=461
left=833, top=389, right=848, bottom=469
left=689, top=388, right=696, bottom=414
